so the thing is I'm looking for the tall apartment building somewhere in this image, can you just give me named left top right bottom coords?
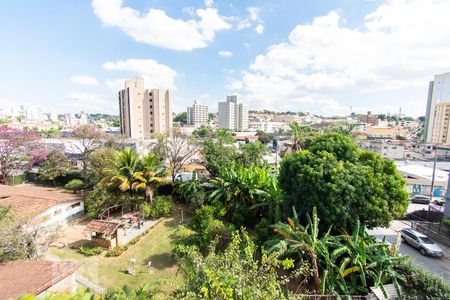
left=429, top=102, right=450, bottom=144
left=119, top=77, right=172, bottom=139
left=187, top=100, right=208, bottom=127
left=424, top=72, right=450, bottom=142
left=218, top=95, right=249, bottom=131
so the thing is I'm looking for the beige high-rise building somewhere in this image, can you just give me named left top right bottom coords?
left=119, top=77, right=172, bottom=139
left=424, top=72, right=450, bottom=142
left=218, top=95, right=249, bottom=131
left=429, top=102, right=450, bottom=144
left=187, top=100, right=208, bottom=127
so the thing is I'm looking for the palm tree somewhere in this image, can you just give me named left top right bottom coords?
left=101, top=148, right=141, bottom=197
left=134, top=152, right=166, bottom=203
left=289, top=121, right=316, bottom=152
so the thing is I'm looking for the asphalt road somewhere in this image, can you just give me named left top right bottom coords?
left=369, top=226, right=450, bottom=282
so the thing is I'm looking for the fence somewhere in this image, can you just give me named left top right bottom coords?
left=411, top=221, right=450, bottom=247
left=76, top=275, right=106, bottom=295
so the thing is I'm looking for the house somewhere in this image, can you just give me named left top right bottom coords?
left=84, top=219, right=125, bottom=249
left=0, top=260, right=81, bottom=300
left=0, top=184, right=84, bottom=230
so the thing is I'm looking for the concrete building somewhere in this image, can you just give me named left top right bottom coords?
left=218, top=95, right=248, bottom=131
left=429, top=102, right=450, bottom=144
left=357, top=111, right=379, bottom=126
left=119, top=77, right=172, bottom=139
left=187, top=100, right=208, bottom=127
left=424, top=72, right=450, bottom=143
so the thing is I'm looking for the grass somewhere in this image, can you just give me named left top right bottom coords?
left=49, top=211, right=185, bottom=298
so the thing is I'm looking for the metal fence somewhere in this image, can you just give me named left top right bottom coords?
left=411, top=221, right=450, bottom=247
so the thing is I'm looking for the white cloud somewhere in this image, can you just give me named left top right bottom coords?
left=92, top=0, right=230, bottom=51
left=70, top=75, right=99, bottom=86
left=218, top=50, right=233, bottom=57
left=227, top=79, right=244, bottom=90
left=204, top=0, right=214, bottom=8
left=182, top=7, right=195, bottom=16
left=255, top=24, right=264, bottom=34
left=236, top=6, right=262, bottom=31
left=236, top=0, right=450, bottom=116
left=103, top=58, right=177, bottom=91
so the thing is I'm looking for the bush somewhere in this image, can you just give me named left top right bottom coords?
left=64, top=179, right=84, bottom=193
left=106, top=246, right=127, bottom=257
left=397, top=261, right=450, bottom=299
left=255, top=218, right=272, bottom=243
left=140, top=196, right=173, bottom=218
left=78, top=243, right=102, bottom=256
left=443, top=219, right=450, bottom=228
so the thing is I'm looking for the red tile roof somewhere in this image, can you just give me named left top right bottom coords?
left=0, top=260, right=81, bottom=300
left=0, top=185, right=82, bottom=221
left=84, top=219, right=121, bottom=235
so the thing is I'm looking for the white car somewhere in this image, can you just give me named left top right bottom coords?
left=174, top=172, right=196, bottom=182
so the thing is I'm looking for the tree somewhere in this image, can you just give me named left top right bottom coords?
left=288, top=122, right=316, bottom=151
left=38, top=150, right=71, bottom=185
left=174, top=112, right=188, bottom=124
left=155, top=134, right=198, bottom=182
left=28, top=148, right=49, bottom=167
left=71, top=124, right=104, bottom=177
left=0, top=127, right=39, bottom=183
left=0, top=205, right=36, bottom=262
left=192, top=125, right=213, bottom=139
left=202, top=138, right=238, bottom=177
left=134, top=152, right=166, bottom=203
left=256, top=130, right=272, bottom=144
left=87, top=148, right=117, bottom=185
left=279, top=133, right=409, bottom=232
left=240, top=141, right=266, bottom=167
left=215, top=129, right=234, bottom=144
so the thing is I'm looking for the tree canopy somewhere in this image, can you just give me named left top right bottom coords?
left=279, top=132, right=408, bottom=232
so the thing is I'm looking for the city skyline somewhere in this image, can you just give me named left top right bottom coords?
left=2, top=1, right=450, bottom=117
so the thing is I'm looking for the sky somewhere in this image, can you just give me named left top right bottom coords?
left=1, top=0, right=450, bottom=117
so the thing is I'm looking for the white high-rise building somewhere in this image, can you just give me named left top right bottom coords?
left=187, top=100, right=208, bottom=127
left=424, top=72, right=450, bottom=143
left=118, top=77, right=173, bottom=139
left=218, top=95, right=249, bottom=131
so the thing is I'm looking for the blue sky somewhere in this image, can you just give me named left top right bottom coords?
left=1, top=0, right=450, bottom=117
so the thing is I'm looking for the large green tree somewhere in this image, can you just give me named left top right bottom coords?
left=240, top=141, right=266, bottom=167
left=38, top=150, right=72, bottom=185
left=279, top=133, right=408, bottom=232
left=202, top=138, right=238, bottom=177
left=87, top=147, right=117, bottom=185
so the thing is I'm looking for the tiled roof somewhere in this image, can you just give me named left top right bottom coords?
left=0, top=260, right=81, bottom=300
left=84, top=219, right=121, bottom=235
left=0, top=185, right=82, bottom=221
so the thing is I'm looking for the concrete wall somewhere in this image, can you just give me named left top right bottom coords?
left=30, top=200, right=84, bottom=230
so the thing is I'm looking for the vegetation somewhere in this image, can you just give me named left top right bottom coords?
left=87, top=147, right=117, bottom=185
left=72, top=124, right=104, bottom=178
left=173, top=229, right=290, bottom=300
left=256, top=130, right=272, bottom=144
left=173, top=112, right=188, bottom=124
left=279, top=133, right=409, bottom=232
left=78, top=242, right=103, bottom=256
left=38, top=150, right=72, bottom=185
left=0, top=205, right=36, bottom=262
left=140, top=196, right=173, bottom=218
left=202, top=138, right=238, bottom=177
left=269, top=207, right=405, bottom=296
left=64, top=179, right=85, bottom=193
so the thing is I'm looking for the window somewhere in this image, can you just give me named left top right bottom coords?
left=54, top=209, right=62, bottom=215
left=71, top=202, right=81, bottom=209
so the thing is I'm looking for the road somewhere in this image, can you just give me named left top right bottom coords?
left=368, top=225, right=450, bottom=282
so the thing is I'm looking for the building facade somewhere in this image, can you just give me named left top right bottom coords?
left=429, top=102, right=450, bottom=144
left=424, top=72, right=450, bottom=143
left=119, top=77, right=172, bottom=139
left=218, top=95, right=249, bottom=131
left=187, top=100, right=208, bottom=127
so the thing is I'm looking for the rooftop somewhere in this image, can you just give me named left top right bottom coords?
left=84, top=219, right=121, bottom=236
left=0, top=260, right=81, bottom=300
left=0, top=184, right=82, bottom=221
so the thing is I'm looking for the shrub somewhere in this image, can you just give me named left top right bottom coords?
left=255, top=218, right=272, bottom=243
left=64, top=179, right=84, bottom=193
left=141, top=196, right=173, bottom=218
left=106, top=246, right=128, bottom=257
left=443, top=219, right=450, bottom=228
left=397, top=261, right=450, bottom=299
left=78, top=243, right=102, bottom=256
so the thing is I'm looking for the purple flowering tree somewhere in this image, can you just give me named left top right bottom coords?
left=0, top=126, right=39, bottom=183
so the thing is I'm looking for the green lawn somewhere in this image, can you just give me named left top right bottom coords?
left=49, top=214, right=185, bottom=298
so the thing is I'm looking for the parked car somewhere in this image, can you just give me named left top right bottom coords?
left=433, top=198, right=446, bottom=206
left=410, top=194, right=430, bottom=204
left=400, top=228, right=444, bottom=257
left=174, top=172, right=196, bottom=182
